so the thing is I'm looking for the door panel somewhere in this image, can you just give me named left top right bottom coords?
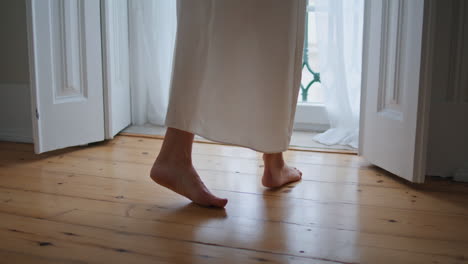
left=27, top=0, right=104, bottom=153
left=101, top=0, right=131, bottom=139
left=359, top=0, right=429, bottom=183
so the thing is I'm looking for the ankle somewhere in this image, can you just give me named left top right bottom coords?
left=155, top=127, right=195, bottom=167
left=155, top=152, right=192, bottom=167
left=263, top=153, right=285, bottom=169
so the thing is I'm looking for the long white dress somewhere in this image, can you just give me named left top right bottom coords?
left=165, top=0, right=307, bottom=153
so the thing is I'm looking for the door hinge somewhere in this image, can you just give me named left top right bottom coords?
left=35, top=108, right=39, bottom=120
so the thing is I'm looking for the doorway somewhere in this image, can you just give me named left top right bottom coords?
left=123, top=0, right=363, bottom=154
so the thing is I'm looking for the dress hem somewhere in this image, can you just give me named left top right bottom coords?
left=164, top=123, right=289, bottom=154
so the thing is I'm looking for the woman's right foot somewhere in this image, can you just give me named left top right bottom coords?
left=150, top=160, right=228, bottom=208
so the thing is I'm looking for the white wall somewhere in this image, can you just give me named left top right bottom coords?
left=0, top=0, right=33, bottom=143
left=426, top=0, right=468, bottom=179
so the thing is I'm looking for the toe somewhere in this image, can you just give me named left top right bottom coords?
left=213, top=198, right=228, bottom=208
left=204, top=191, right=228, bottom=208
left=208, top=196, right=228, bottom=208
left=295, top=168, right=303, bottom=176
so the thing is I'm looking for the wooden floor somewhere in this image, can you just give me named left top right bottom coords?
left=0, top=136, right=467, bottom=264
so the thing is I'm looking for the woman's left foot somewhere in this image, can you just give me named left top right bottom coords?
left=262, top=153, right=302, bottom=188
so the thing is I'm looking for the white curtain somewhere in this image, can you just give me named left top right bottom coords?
left=128, top=0, right=177, bottom=126
left=313, top=0, right=364, bottom=149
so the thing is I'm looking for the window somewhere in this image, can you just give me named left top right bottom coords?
left=294, top=0, right=329, bottom=131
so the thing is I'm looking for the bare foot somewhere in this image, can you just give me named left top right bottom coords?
left=150, top=161, right=228, bottom=208
left=262, top=153, right=302, bottom=188
left=150, top=128, right=228, bottom=208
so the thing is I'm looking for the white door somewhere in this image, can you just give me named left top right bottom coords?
left=359, top=0, right=433, bottom=183
left=26, top=0, right=105, bottom=153
left=101, top=0, right=131, bottom=139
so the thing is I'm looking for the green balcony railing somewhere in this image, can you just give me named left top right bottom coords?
left=300, top=2, right=321, bottom=102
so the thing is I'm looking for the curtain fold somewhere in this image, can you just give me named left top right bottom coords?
left=128, top=0, right=177, bottom=126
left=313, top=0, right=364, bottom=149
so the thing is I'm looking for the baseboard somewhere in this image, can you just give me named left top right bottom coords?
left=0, top=132, right=33, bottom=143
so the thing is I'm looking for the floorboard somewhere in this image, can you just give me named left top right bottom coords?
left=0, top=136, right=467, bottom=264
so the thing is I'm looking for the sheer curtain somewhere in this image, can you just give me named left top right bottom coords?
left=128, top=0, right=177, bottom=126
left=313, top=0, right=364, bottom=149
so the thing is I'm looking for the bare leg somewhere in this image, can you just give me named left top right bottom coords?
left=150, top=128, right=228, bottom=208
left=262, top=153, right=302, bottom=188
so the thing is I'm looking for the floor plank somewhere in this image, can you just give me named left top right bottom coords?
left=0, top=137, right=467, bottom=264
